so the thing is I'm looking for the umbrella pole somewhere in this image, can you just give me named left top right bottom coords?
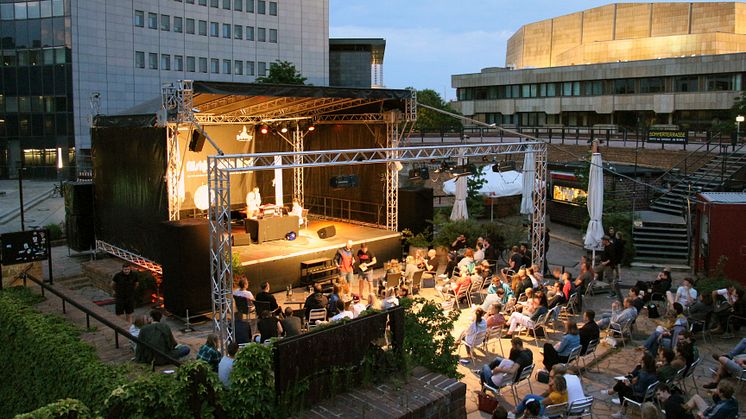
left=490, top=198, right=494, bottom=222
left=591, top=249, right=596, bottom=268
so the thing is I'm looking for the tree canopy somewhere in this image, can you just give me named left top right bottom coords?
left=255, top=60, right=308, bottom=85
left=414, top=89, right=463, bottom=132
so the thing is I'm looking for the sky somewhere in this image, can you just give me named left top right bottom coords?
left=330, top=0, right=725, bottom=100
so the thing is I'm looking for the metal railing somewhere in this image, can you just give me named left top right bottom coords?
left=20, top=272, right=181, bottom=368
left=304, top=194, right=385, bottom=227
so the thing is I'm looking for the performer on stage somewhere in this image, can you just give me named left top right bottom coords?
left=356, top=242, right=377, bottom=297
left=291, top=199, right=304, bottom=226
left=335, top=240, right=355, bottom=284
left=246, top=187, right=261, bottom=218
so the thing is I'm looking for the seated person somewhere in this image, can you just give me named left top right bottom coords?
left=579, top=311, right=600, bottom=355
left=218, top=341, right=239, bottom=388
left=574, top=261, right=593, bottom=295
left=703, top=352, right=746, bottom=390
left=457, top=249, right=476, bottom=276
left=682, top=382, right=738, bottom=419
left=327, top=284, right=342, bottom=317
left=330, top=300, right=354, bottom=321
left=290, top=199, right=303, bottom=225
left=450, top=234, right=467, bottom=252
left=422, top=249, right=439, bottom=273
left=456, top=308, right=488, bottom=362
left=351, top=294, right=367, bottom=318
left=505, top=293, right=548, bottom=336
left=257, top=310, right=283, bottom=343
left=382, top=287, right=399, bottom=309
left=687, top=293, right=714, bottom=324
left=397, top=285, right=410, bottom=299
left=596, top=298, right=638, bottom=330
left=655, top=348, right=678, bottom=383
left=436, top=270, right=471, bottom=301
left=640, top=302, right=688, bottom=354
left=629, top=287, right=645, bottom=313
left=280, top=307, right=302, bottom=337
left=303, top=283, right=328, bottom=319
left=712, top=285, right=740, bottom=307
left=403, top=255, right=419, bottom=285
left=233, top=277, right=255, bottom=317
left=542, top=320, right=581, bottom=371
left=605, top=351, right=659, bottom=417
left=128, top=314, right=149, bottom=352
left=255, top=281, right=282, bottom=317
left=655, top=384, right=693, bottom=419
left=478, top=337, right=533, bottom=388
left=666, top=277, right=698, bottom=310
left=711, top=288, right=746, bottom=334
left=512, top=375, right=567, bottom=417
left=480, top=276, right=502, bottom=310
left=547, top=281, right=567, bottom=309
left=637, top=269, right=672, bottom=301
left=485, top=302, right=506, bottom=329
left=196, top=334, right=221, bottom=372
left=135, top=309, right=191, bottom=365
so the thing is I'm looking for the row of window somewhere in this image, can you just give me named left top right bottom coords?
left=456, top=73, right=744, bottom=101
left=173, top=0, right=277, bottom=15
left=2, top=47, right=68, bottom=66
left=0, top=95, right=69, bottom=113
left=134, top=51, right=268, bottom=76
left=0, top=0, right=66, bottom=21
left=0, top=112, right=72, bottom=138
left=134, top=12, right=277, bottom=42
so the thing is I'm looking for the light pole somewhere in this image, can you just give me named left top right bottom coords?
left=736, top=115, right=744, bottom=148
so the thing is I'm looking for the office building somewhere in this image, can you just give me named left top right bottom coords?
left=329, top=38, right=385, bottom=88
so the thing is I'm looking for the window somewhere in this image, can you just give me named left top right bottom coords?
left=210, top=0, right=218, bottom=7
left=246, top=0, right=254, bottom=12
left=148, top=13, right=157, bottom=29
left=174, top=55, right=183, bottom=71
left=258, top=0, right=265, bottom=14
left=269, top=28, right=277, bottom=43
left=674, top=76, right=699, bottom=92
left=584, top=80, right=603, bottom=96
left=234, top=0, right=242, bottom=11
left=210, top=58, right=219, bottom=73
left=246, top=26, right=254, bottom=41
left=186, top=0, right=194, bottom=3
left=174, top=17, right=183, bottom=33
left=198, top=20, right=207, bottom=36
left=135, top=51, right=145, bottom=68
left=706, top=74, right=735, bottom=91
left=187, top=56, right=196, bottom=72
left=161, top=14, right=170, bottom=31
left=545, top=83, right=557, bottom=97
left=640, top=77, right=664, bottom=94
left=199, top=57, right=208, bottom=73
left=148, top=53, right=158, bottom=69
left=269, top=1, right=277, bottom=15
left=223, top=0, right=231, bottom=9
left=258, top=61, right=266, bottom=76
left=257, top=27, right=266, bottom=42
left=210, top=22, right=219, bottom=37
left=234, top=25, right=243, bottom=39
left=223, top=59, right=231, bottom=74
left=562, top=81, right=580, bottom=97
left=613, top=79, right=635, bottom=95
left=199, top=0, right=207, bottom=5
left=134, top=10, right=144, bottom=27
left=222, top=23, right=231, bottom=38
left=247, top=60, right=255, bottom=75
left=186, top=18, right=195, bottom=34
left=553, top=185, right=587, bottom=205
left=235, top=60, right=243, bottom=75
left=161, top=54, right=170, bottom=70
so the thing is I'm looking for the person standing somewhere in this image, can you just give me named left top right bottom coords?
left=335, top=240, right=355, bottom=285
left=111, top=263, right=138, bottom=324
left=356, top=242, right=377, bottom=297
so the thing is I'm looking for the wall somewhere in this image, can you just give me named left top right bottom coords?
left=547, top=144, right=709, bottom=172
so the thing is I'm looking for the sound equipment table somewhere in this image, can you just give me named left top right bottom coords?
left=244, top=215, right=299, bottom=244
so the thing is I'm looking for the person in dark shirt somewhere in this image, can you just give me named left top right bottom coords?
left=509, top=246, right=523, bottom=271
left=303, top=283, right=328, bottom=318
left=579, top=310, right=600, bottom=355
left=519, top=243, right=532, bottom=269
left=255, top=281, right=281, bottom=316
left=629, top=287, right=646, bottom=313
left=656, top=348, right=678, bottom=383
left=356, top=242, right=377, bottom=297
left=451, top=234, right=467, bottom=252
left=280, top=307, right=302, bottom=337
left=257, top=310, right=283, bottom=343
left=111, top=263, right=139, bottom=324
left=655, top=384, right=694, bottom=419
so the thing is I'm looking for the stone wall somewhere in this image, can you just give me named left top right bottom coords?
left=547, top=145, right=707, bottom=172
left=1, top=262, right=43, bottom=288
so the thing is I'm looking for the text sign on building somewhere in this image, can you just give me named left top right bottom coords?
left=647, top=130, right=688, bottom=144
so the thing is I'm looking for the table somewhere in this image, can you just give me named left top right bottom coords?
left=244, top=215, right=299, bottom=244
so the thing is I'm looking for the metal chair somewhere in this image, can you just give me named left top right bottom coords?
left=470, top=276, right=484, bottom=303
left=411, top=269, right=425, bottom=294
left=454, top=282, right=471, bottom=309
left=545, top=305, right=561, bottom=331
left=523, top=312, right=549, bottom=347
left=460, top=329, right=488, bottom=364
left=385, top=272, right=402, bottom=289
left=483, top=325, right=505, bottom=357
left=679, top=357, right=701, bottom=394
left=723, top=314, right=746, bottom=338
left=544, top=402, right=568, bottom=419
left=578, top=339, right=600, bottom=374
left=565, top=345, right=583, bottom=367
left=607, top=318, right=633, bottom=348
left=483, top=364, right=535, bottom=404
left=621, top=381, right=659, bottom=418
left=253, top=300, right=272, bottom=316
left=566, top=396, right=594, bottom=419
left=307, top=308, right=327, bottom=329
left=561, top=293, right=579, bottom=318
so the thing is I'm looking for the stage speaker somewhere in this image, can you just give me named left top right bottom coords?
left=188, top=130, right=206, bottom=152
left=65, top=214, right=95, bottom=251
left=160, top=219, right=211, bottom=317
left=64, top=182, right=94, bottom=216
left=329, top=175, right=358, bottom=189
left=398, top=187, right=433, bottom=236
left=317, top=225, right=336, bottom=239
left=232, top=234, right=252, bottom=247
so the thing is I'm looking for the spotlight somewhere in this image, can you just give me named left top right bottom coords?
left=260, top=125, right=269, bottom=135
left=408, top=167, right=429, bottom=181
left=492, top=160, right=516, bottom=172
left=307, top=125, right=315, bottom=132
left=280, top=126, right=288, bottom=134
left=451, top=163, right=477, bottom=178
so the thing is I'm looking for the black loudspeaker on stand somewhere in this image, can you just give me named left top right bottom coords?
left=64, top=182, right=95, bottom=251
left=160, top=219, right=212, bottom=317
left=317, top=225, right=336, bottom=239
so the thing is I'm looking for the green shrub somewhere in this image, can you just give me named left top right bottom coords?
left=0, top=287, right=127, bottom=418
left=225, top=343, right=276, bottom=418
left=14, top=398, right=95, bottom=419
left=45, top=223, right=63, bottom=241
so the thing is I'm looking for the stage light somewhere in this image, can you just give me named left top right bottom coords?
left=235, top=125, right=253, bottom=142
left=307, top=125, right=315, bottom=132
left=492, top=160, right=516, bottom=172
left=280, top=126, right=288, bottom=134
left=194, top=185, right=210, bottom=210
left=408, top=167, right=429, bottom=181
left=260, top=125, right=269, bottom=135
left=451, top=163, right=477, bottom=178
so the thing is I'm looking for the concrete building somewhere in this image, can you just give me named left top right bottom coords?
left=452, top=2, right=746, bottom=131
left=0, top=0, right=329, bottom=178
left=329, top=38, right=385, bottom=88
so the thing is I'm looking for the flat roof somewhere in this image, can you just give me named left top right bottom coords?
left=699, top=192, right=746, bottom=203
left=330, top=38, right=386, bottom=47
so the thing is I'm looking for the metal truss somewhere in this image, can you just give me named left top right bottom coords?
left=194, top=114, right=263, bottom=125
left=529, top=143, right=548, bottom=271
left=161, top=80, right=194, bottom=123
left=385, top=122, right=399, bottom=231
left=203, top=96, right=298, bottom=115
left=96, top=240, right=163, bottom=276
left=166, top=126, right=181, bottom=221
left=316, top=113, right=386, bottom=124
left=406, top=89, right=417, bottom=122
left=292, top=128, right=305, bottom=207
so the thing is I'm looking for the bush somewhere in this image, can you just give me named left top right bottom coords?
left=225, top=343, right=276, bottom=418
left=45, top=223, right=63, bottom=241
left=14, top=398, right=94, bottom=419
left=0, top=287, right=128, bottom=418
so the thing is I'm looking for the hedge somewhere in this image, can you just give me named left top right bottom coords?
left=0, top=288, right=127, bottom=418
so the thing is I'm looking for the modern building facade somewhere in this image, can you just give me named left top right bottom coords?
left=0, top=0, right=329, bottom=178
left=329, top=38, right=385, bottom=88
left=452, top=2, right=746, bottom=131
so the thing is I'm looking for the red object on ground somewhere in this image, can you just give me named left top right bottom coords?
left=94, top=298, right=115, bottom=306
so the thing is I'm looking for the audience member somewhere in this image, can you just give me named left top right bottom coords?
left=255, top=281, right=282, bottom=316
left=542, top=320, right=580, bottom=371
left=457, top=308, right=487, bottom=363
left=607, top=351, right=659, bottom=418
left=330, top=300, right=354, bottom=321
left=640, top=302, right=688, bottom=354
left=351, top=294, right=367, bottom=318
left=596, top=298, right=638, bottom=330
left=703, top=352, right=746, bottom=389
left=327, top=284, right=342, bottom=317
left=196, top=334, right=221, bottom=372
left=655, top=384, right=692, bottom=419
left=218, top=341, right=239, bottom=388
left=128, top=314, right=149, bottom=351
left=629, top=287, right=645, bottom=313
left=687, top=293, right=714, bottom=324
left=303, top=283, right=328, bottom=318
left=367, top=293, right=382, bottom=311
left=667, top=277, right=697, bottom=310
left=655, top=348, right=677, bottom=383
left=579, top=310, right=600, bottom=355
left=505, top=293, right=548, bottom=336
left=712, top=288, right=745, bottom=334
left=512, top=375, right=567, bottom=417
left=682, top=382, right=739, bottom=419
left=135, top=309, right=190, bottom=365
left=451, top=234, right=467, bottom=252
left=485, top=303, right=506, bottom=329
left=280, top=307, right=302, bottom=337
left=382, top=287, right=399, bottom=309
left=478, top=337, right=533, bottom=388
left=257, top=310, right=283, bottom=343
left=233, top=277, right=255, bottom=316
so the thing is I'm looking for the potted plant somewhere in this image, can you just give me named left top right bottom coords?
left=401, top=227, right=431, bottom=257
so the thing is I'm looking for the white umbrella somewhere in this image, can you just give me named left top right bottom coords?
left=450, top=154, right=469, bottom=221
left=520, top=146, right=535, bottom=215
left=584, top=151, right=605, bottom=265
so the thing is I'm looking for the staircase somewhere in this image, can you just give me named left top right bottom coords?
left=632, top=145, right=746, bottom=267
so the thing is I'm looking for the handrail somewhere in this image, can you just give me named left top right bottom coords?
left=21, top=273, right=182, bottom=368
left=679, top=144, right=746, bottom=190
left=652, top=141, right=712, bottom=185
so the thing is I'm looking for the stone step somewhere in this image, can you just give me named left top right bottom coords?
left=56, top=275, right=93, bottom=290
left=632, top=230, right=687, bottom=239
left=630, top=261, right=691, bottom=270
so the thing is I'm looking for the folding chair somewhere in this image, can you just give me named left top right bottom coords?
left=578, top=339, right=600, bottom=374
left=253, top=300, right=272, bottom=316
left=385, top=272, right=402, bottom=289
left=544, top=402, right=568, bottom=419
left=679, top=357, right=702, bottom=394
left=621, top=381, right=659, bottom=417
left=483, top=364, right=535, bottom=405
left=233, top=295, right=255, bottom=319
left=688, top=311, right=712, bottom=343
left=523, top=312, right=549, bottom=347
left=483, top=325, right=505, bottom=357
left=561, top=293, right=579, bottom=318
left=565, top=345, right=583, bottom=368
left=470, top=277, right=484, bottom=303
left=566, top=396, right=594, bottom=419
left=460, top=330, right=487, bottom=364
left=607, top=318, right=633, bottom=348
left=545, top=306, right=561, bottom=331
left=454, top=283, right=471, bottom=309
left=307, top=308, right=327, bottom=329
left=411, top=270, right=425, bottom=294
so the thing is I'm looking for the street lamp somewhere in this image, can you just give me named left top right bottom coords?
left=736, top=115, right=744, bottom=146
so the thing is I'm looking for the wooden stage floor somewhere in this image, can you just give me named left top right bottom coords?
left=233, top=220, right=401, bottom=268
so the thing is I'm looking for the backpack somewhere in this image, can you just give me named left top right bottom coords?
left=647, top=303, right=660, bottom=319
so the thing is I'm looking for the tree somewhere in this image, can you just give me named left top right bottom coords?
left=414, top=89, right=462, bottom=132
left=466, top=167, right=487, bottom=219
left=255, top=60, right=307, bottom=85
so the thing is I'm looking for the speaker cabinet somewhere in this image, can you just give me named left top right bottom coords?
left=317, top=225, right=336, bottom=239
left=189, top=130, right=206, bottom=152
left=64, top=182, right=94, bottom=216
left=398, top=187, right=433, bottom=236
left=65, top=214, right=95, bottom=251
left=232, top=234, right=252, bottom=247
left=160, top=219, right=211, bottom=316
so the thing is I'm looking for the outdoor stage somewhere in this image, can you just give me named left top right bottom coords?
left=232, top=219, right=402, bottom=290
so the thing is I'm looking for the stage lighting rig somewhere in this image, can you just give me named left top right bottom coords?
left=492, top=160, right=516, bottom=172
left=433, top=160, right=452, bottom=174
left=451, top=163, right=477, bottom=178
left=408, top=167, right=429, bottom=181
left=259, top=125, right=269, bottom=135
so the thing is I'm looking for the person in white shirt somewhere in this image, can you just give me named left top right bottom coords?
left=666, top=277, right=698, bottom=309
left=290, top=199, right=304, bottom=226
left=713, top=285, right=739, bottom=305
left=330, top=300, right=354, bottom=321
left=218, top=341, right=239, bottom=388
left=382, top=287, right=399, bottom=309
left=546, top=364, right=586, bottom=405
left=456, top=307, right=487, bottom=363
left=351, top=294, right=367, bottom=318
